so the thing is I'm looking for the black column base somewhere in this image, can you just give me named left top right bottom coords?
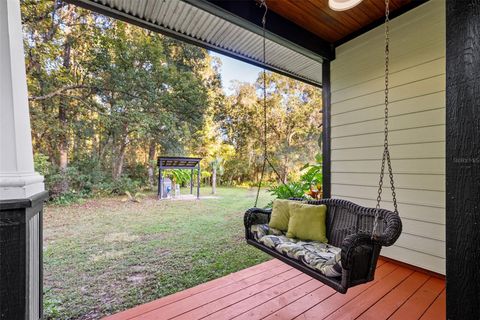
left=0, top=191, right=48, bottom=320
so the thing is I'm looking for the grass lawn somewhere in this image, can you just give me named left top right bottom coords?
left=43, top=187, right=273, bottom=319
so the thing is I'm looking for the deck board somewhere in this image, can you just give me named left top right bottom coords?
left=322, top=267, right=414, bottom=320
left=202, top=273, right=313, bottom=320
left=420, top=289, right=446, bottom=320
left=232, top=279, right=323, bottom=320
left=104, top=259, right=284, bottom=320
left=356, top=271, right=430, bottom=320
left=135, top=264, right=292, bottom=320
left=171, top=269, right=302, bottom=320
left=104, top=258, right=445, bottom=320
left=388, top=277, right=445, bottom=320
left=294, top=262, right=399, bottom=320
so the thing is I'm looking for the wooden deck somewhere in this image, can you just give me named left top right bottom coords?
left=104, top=258, right=445, bottom=320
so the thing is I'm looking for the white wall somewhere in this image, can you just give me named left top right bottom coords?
left=331, top=0, right=445, bottom=274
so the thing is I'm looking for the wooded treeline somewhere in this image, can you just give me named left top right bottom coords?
left=22, top=0, right=322, bottom=202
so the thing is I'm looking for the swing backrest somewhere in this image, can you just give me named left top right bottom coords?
left=291, top=198, right=400, bottom=248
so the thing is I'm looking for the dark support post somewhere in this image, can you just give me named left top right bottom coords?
left=446, top=1, right=480, bottom=319
left=190, top=169, right=194, bottom=194
left=158, top=167, right=163, bottom=199
left=0, top=191, right=48, bottom=320
left=322, top=61, right=331, bottom=199
left=197, top=165, right=200, bottom=199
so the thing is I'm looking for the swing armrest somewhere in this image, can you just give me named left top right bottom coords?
left=376, top=212, right=403, bottom=247
left=340, top=233, right=376, bottom=270
left=244, top=208, right=272, bottom=240
left=341, top=212, right=402, bottom=271
left=244, top=208, right=272, bottom=229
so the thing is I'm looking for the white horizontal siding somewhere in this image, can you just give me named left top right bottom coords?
left=332, top=125, right=445, bottom=149
left=332, top=91, right=445, bottom=126
left=332, top=142, right=446, bottom=161
left=332, top=75, right=445, bottom=115
left=331, top=0, right=445, bottom=274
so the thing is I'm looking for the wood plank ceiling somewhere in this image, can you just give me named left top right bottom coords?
left=266, top=0, right=413, bottom=44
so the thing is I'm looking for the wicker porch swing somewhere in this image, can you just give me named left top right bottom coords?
left=244, top=0, right=402, bottom=294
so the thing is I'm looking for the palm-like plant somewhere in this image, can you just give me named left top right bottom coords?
left=170, top=169, right=191, bottom=184
left=209, top=157, right=224, bottom=195
left=300, top=154, right=323, bottom=199
left=269, top=154, right=323, bottom=201
left=169, top=169, right=192, bottom=193
left=122, top=190, right=145, bottom=203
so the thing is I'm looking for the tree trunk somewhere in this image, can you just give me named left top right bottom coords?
left=212, top=166, right=217, bottom=194
left=113, top=135, right=128, bottom=180
left=56, top=37, right=72, bottom=195
left=282, top=165, right=289, bottom=184
left=283, top=153, right=289, bottom=184
left=147, top=140, right=156, bottom=189
left=57, top=103, right=69, bottom=194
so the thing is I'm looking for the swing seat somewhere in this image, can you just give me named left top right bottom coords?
left=244, top=198, right=402, bottom=293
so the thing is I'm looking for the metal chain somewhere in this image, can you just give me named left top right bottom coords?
left=254, top=0, right=268, bottom=207
left=261, top=1, right=268, bottom=160
left=372, top=0, right=399, bottom=238
left=254, top=0, right=293, bottom=207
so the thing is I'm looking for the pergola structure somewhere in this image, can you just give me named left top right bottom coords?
left=157, top=156, right=202, bottom=199
left=0, top=0, right=478, bottom=319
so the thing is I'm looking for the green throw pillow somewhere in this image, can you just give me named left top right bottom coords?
left=286, top=202, right=328, bottom=243
left=268, top=199, right=291, bottom=231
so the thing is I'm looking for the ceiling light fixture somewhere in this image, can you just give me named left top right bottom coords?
left=328, top=0, right=363, bottom=11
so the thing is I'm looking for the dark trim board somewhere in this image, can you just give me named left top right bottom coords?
left=322, top=61, right=331, bottom=198
left=0, top=191, right=49, bottom=210
left=193, top=0, right=335, bottom=61
left=446, top=1, right=480, bottom=319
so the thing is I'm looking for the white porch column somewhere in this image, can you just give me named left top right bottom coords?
left=0, top=0, right=44, bottom=200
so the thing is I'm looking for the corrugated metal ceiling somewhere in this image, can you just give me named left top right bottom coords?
left=71, top=0, right=323, bottom=86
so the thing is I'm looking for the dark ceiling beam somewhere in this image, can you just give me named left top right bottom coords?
left=185, top=0, right=335, bottom=61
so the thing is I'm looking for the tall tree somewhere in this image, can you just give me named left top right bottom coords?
left=22, top=0, right=321, bottom=198
left=23, top=1, right=104, bottom=194
left=23, top=1, right=213, bottom=196
left=218, top=72, right=322, bottom=185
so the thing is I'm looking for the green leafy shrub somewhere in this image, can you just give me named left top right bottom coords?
left=269, top=182, right=305, bottom=199
left=34, top=153, right=59, bottom=194
left=50, top=191, right=86, bottom=206
left=34, top=153, right=53, bottom=176
left=34, top=153, right=152, bottom=203
left=269, top=154, right=323, bottom=201
left=126, top=162, right=150, bottom=186
left=98, top=176, right=141, bottom=195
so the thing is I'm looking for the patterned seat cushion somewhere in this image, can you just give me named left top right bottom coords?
left=250, top=224, right=342, bottom=277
